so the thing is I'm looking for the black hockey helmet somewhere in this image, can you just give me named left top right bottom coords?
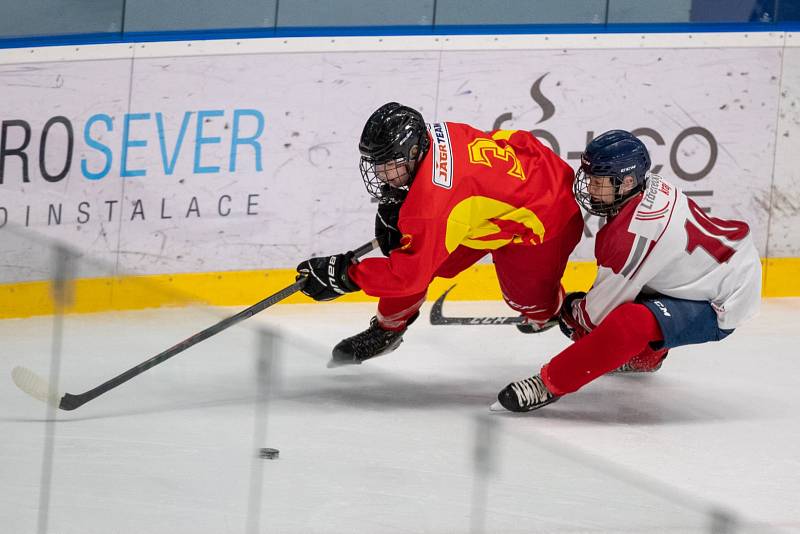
left=358, top=102, right=430, bottom=201
left=574, top=130, right=651, bottom=216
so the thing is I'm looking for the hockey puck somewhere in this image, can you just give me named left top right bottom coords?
left=259, top=447, right=279, bottom=459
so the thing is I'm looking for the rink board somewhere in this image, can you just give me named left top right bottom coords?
left=1, top=257, right=797, bottom=319
left=0, top=32, right=798, bottom=315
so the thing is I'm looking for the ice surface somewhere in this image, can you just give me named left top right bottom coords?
left=1, top=299, right=798, bottom=533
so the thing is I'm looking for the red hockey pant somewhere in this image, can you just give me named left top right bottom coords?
left=376, top=212, right=583, bottom=330
left=542, top=302, right=665, bottom=395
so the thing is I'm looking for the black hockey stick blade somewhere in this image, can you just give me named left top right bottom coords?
left=12, top=238, right=379, bottom=411
left=430, top=285, right=524, bottom=325
left=429, top=284, right=558, bottom=331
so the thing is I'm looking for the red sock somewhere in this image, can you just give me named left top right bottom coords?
left=377, top=294, right=426, bottom=331
left=542, top=302, right=663, bottom=396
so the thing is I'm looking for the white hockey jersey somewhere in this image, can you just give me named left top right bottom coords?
left=574, top=174, right=761, bottom=332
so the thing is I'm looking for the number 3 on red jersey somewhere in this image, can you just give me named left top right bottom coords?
left=467, top=131, right=526, bottom=181
left=684, top=200, right=749, bottom=264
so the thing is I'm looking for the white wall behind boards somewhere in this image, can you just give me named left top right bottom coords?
left=769, top=43, right=800, bottom=257
left=0, top=32, right=795, bottom=282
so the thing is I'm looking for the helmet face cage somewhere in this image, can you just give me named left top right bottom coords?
left=358, top=102, right=430, bottom=201
left=573, top=168, right=630, bottom=217
left=359, top=157, right=414, bottom=201
left=574, top=130, right=651, bottom=217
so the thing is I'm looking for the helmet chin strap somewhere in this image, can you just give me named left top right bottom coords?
left=402, top=160, right=416, bottom=187
left=615, top=182, right=626, bottom=202
left=401, top=145, right=422, bottom=188
left=608, top=184, right=641, bottom=215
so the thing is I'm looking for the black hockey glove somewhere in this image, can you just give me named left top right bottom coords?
left=296, top=252, right=361, bottom=302
left=558, top=291, right=588, bottom=341
left=374, top=186, right=407, bottom=256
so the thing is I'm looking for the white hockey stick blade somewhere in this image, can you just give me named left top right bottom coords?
left=489, top=401, right=507, bottom=412
left=11, top=366, right=63, bottom=408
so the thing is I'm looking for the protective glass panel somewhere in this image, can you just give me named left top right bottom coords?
left=0, top=0, right=124, bottom=39
left=124, top=0, right=277, bottom=32
left=0, top=226, right=782, bottom=532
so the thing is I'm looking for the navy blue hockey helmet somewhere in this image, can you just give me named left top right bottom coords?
left=574, top=130, right=651, bottom=216
left=358, top=102, right=430, bottom=201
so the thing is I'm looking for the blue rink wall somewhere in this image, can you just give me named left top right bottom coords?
left=0, top=29, right=799, bottom=317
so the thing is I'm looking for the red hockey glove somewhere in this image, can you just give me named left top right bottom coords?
left=558, top=291, right=589, bottom=341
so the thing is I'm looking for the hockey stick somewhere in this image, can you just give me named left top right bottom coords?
left=12, top=239, right=379, bottom=411
left=429, top=284, right=558, bottom=330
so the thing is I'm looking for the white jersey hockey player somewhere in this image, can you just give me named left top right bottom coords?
left=574, top=171, right=761, bottom=333
left=494, top=130, right=762, bottom=413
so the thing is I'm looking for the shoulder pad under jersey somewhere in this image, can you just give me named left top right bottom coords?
left=627, top=174, right=676, bottom=241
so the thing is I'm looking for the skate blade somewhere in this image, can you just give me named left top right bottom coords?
left=489, top=401, right=507, bottom=412
left=326, top=358, right=361, bottom=369
left=327, top=339, right=403, bottom=369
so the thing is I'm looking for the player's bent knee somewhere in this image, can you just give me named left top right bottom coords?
left=602, top=302, right=663, bottom=346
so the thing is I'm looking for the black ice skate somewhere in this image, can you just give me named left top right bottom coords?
left=328, top=313, right=417, bottom=368
left=491, top=374, right=560, bottom=412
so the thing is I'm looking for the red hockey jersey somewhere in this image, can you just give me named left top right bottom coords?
left=349, top=122, right=580, bottom=298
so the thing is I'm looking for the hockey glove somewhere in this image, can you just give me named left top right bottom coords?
left=374, top=187, right=407, bottom=256
left=558, top=291, right=589, bottom=341
left=296, top=252, right=361, bottom=301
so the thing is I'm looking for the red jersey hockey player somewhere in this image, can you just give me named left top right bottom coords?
left=295, top=102, right=583, bottom=367
left=494, top=130, right=762, bottom=413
